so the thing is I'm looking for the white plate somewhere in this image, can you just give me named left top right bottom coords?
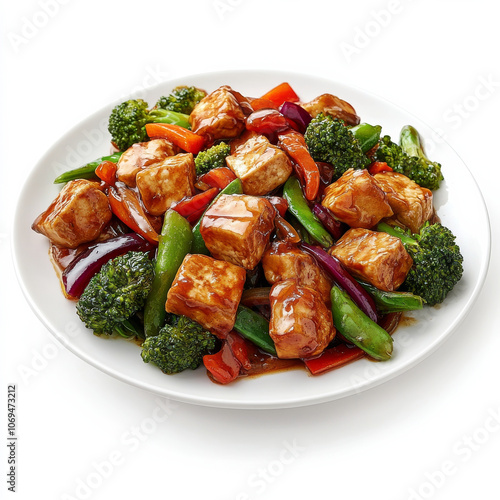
left=13, top=70, right=491, bottom=409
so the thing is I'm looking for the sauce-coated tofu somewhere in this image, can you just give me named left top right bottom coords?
left=269, top=279, right=336, bottom=359
left=116, top=139, right=178, bottom=187
left=329, top=228, right=413, bottom=291
left=136, top=153, right=196, bottom=216
left=301, top=93, right=360, bottom=126
left=226, top=134, right=292, bottom=196
left=189, top=85, right=246, bottom=142
left=200, top=194, right=275, bottom=270
left=32, top=179, right=112, bottom=248
left=262, top=241, right=332, bottom=305
left=165, top=254, right=246, bottom=337
left=374, top=171, right=434, bottom=233
left=321, top=168, right=393, bottom=229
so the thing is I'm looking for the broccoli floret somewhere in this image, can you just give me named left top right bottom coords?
left=155, top=86, right=206, bottom=115
left=304, top=114, right=370, bottom=180
left=374, top=126, right=444, bottom=190
left=108, top=98, right=191, bottom=151
left=194, top=142, right=231, bottom=176
left=378, top=222, right=463, bottom=306
left=76, top=251, right=154, bottom=336
left=141, top=316, right=218, bottom=374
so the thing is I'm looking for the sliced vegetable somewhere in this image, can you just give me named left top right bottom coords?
left=368, top=161, right=393, bottom=175
left=145, top=123, right=205, bottom=155
left=246, top=108, right=297, bottom=141
left=95, top=160, right=117, bottom=185
left=300, top=243, right=378, bottom=322
left=358, top=281, right=425, bottom=313
left=312, top=203, right=345, bottom=240
left=330, top=286, right=393, bottom=361
left=278, top=130, right=320, bottom=201
left=53, top=152, right=123, bottom=184
left=279, top=101, right=312, bottom=133
left=143, top=210, right=193, bottom=338
left=233, top=305, right=277, bottom=356
left=198, top=167, right=237, bottom=190
left=108, top=184, right=159, bottom=244
left=203, top=341, right=242, bottom=385
left=274, top=214, right=301, bottom=243
left=172, top=188, right=219, bottom=219
left=62, top=233, right=154, bottom=298
left=282, top=176, right=333, bottom=248
left=260, top=82, right=299, bottom=107
left=304, top=343, right=365, bottom=376
left=350, top=123, right=382, bottom=153
left=241, top=287, right=272, bottom=307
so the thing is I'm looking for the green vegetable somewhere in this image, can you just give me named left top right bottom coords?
left=349, top=123, right=382, bottom=153
left=374, top=126, right=444, bottom=190
left=76, top=251, right=154, bottom=336
left=282, top=176, right=334, bottom=248
left=141, top=315, right=218, bottom=374
left=358, top=281, right=425, bottom=313
left=194, top=142, right=231, bottom=176
left=330, top=286, right=393, bottom=361
left=143, top=210, right=193, bottom=338
left=155, top=86, right=206, bottom=115
left=378, top=222, right=463, bottom=306
left=233, top=305, right=277, bottom=356
left=108, top=99, right=191, bottom=151
left=191, top=178, right=243, bottom=255
left=304, top=113, right=371, bottom=180
left=53, top=152, right=123, bottom=184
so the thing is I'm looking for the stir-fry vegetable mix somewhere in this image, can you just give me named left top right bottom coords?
left=32, top=83, right=463, bottom=385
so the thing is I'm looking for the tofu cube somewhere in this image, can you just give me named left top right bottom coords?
left=269, top=279, right=336, bottom=359
left=32, top=179, right=112, bottom=248
left=116, top=139, right=178, bottom=187
left=321, top=168, right=394, bottom=229
left=199, top=194, right=276, bottom=270
left=329, top=228, right=413, bottom=291
left=136, top=153, right=196, bottom=216
left=226, top=134, right=293, bottom=196
left=165, top=254, right=246, bottom=337
left=189, top=85, right=246, bottom=142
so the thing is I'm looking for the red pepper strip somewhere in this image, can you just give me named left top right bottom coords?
left=172, top=187, right=219, bottom=219
left=304, top=343, right=365, bottom=376
left=368, top=161, right=393, bottom=175
left=260, top=82, right=300, bottom=107
left=203, top=341, right=242, bottom=384
left=108, top=184, right=159, bottom=244
left=226, top=332, right=252, bottom=371
left=250, top=97, right=279, bottom=111
left=278, top=130, right=320, bottom=201
left=145, top=123, right=205, bottom=155
left=198, top=167, right=237, bottom=190
left=95, top=160, right=117, bottom=186
left=266, top=196, right=288, bottom=217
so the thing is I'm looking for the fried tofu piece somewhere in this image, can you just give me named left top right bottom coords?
left=226, top=134, right=292, bottom=196
left=32, top=179, right=112, bottom=248
left=165, top=254, right=246, bottom=337
left=261, top=241, right=332, bottom=305
left=200, top=194, right=275, bottom=270
left=269, top=279, right=336, bottom=359
left=135, top=153, right=196, bottom=216
left=374, top=171, right=434, bottom=233
left=321, top=168, right=393, bottom=229
left=189, top=85, right=246, bottom=142
left=329, top=228, right=413, bottom=291
left=301, top=93, right=360, bottom=126
left=116, top=139, right=179, bottom=187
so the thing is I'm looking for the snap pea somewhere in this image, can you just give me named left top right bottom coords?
left=233, top=305, right=277, bottom=356
left=330, top=286, right=393, bottom=361
left=282, top=176, right=334, bottom=248
left=358, top=281, right=425, bottom=313
left=143, top=209, right=193, bottom=338
left=191, top=178, right=243, bottom=255
left=53, top=152, right=123, bottom=184
left=350, top=123, right=382, bottom=153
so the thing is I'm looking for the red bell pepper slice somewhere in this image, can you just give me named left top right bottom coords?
left=172, top=187, right=219, bottom=220
left=304, top=343, right=366, bottom=376
left=250, top=97, right=279, bottom=111
left=145, top=123, right=206, bottom=155
left=108, top=184, right=159, bottom=244
left=203, top=341, right=242, bottom=385
left=226, top=332, right=252, bottom=371
left=95, top=160, right=117, bottom=186
left=368, top=161, right=393, bottom=175
left=260, top=82, right=300, bottom=107
left=278, top=130, right=320, bottom=201
left=198, top=167, right=237, bottom=190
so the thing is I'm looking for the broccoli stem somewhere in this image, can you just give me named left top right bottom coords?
left=377, top=222, right=417, bottom=246
left=149, top=109, right=191, bottom=130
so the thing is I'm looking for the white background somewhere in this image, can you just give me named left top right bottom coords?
left=1, top=1, right=499, bottom=499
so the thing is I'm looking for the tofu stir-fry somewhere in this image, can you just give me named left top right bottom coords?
left=32, top=82, right=463, bottom=384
